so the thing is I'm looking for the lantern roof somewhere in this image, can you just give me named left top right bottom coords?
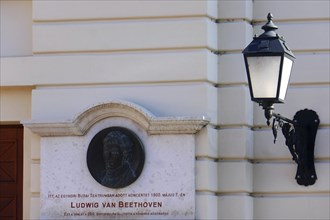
left=242, top=13, right=295, bottom=59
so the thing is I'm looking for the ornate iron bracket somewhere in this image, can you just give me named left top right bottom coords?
left=270, top=109, right=320, bottom=186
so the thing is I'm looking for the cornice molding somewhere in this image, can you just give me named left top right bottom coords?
left=23, top=101, right=209, bottom=137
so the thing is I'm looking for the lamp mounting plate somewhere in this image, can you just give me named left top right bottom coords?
left=280, top=109, right=320, bottom=186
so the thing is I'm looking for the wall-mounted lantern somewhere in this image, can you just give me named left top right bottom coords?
left=242, top=13, right=320, bottom=186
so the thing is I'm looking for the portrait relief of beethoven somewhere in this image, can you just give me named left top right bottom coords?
left=87, top=127, right=145, bottom=188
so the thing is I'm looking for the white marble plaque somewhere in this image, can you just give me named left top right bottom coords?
left=40, top=118, right=195, bottom=219
left=24, top=101, right=208, bottom=219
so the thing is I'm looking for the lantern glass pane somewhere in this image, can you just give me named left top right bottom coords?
left=279, top=57, right=293, bottom=100
left=247, top=56, right=281, bottom=99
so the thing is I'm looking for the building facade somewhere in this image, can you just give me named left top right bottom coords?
left=0, top=0, right=329, bottom=219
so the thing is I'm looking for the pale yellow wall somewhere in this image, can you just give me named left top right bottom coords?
left=0, top=0, right=329, bottom=219
left=0, top=87, right=31, bottom=121
left=0, top=0, right=32, bottom=57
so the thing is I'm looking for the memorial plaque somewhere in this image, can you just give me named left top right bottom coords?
left=40, top=118, right=196, bottom=219
left=87, top=127, right=145, bottom=189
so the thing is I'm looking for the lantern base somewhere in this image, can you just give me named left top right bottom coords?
left=261, top=102, right=274, bottom=126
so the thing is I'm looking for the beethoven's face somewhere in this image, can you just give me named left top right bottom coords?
left=104, top=144, right=122, bottom=170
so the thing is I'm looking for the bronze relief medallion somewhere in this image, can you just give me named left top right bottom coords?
left=87, top=127, right=145, bottom=188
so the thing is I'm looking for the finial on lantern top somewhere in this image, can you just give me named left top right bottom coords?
left=261, top=12, right=278, bottom=37
left=267, top=13, right=273, bottom=21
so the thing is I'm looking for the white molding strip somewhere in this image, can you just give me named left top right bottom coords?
left=22, top=100, right=209, bottom=137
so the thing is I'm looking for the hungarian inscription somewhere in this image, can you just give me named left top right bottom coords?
left=46, top=192, right=187, bottom=218
left=87, top=127, right=145, bottom=188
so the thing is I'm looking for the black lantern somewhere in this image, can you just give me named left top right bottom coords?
left=243, top=13, right=296, bottom=124
left=242, top=13, right=320, bottom=186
